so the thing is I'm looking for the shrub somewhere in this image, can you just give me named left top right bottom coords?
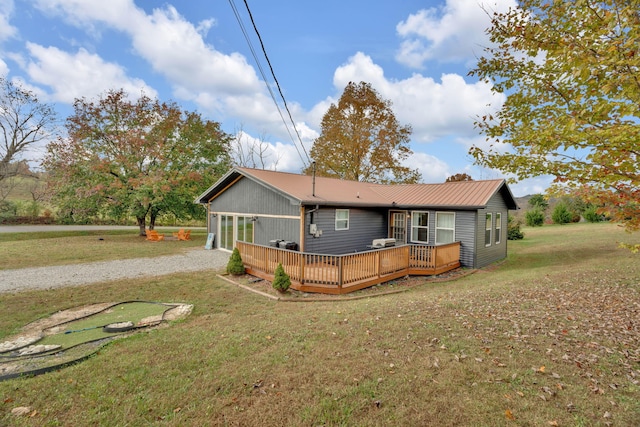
left=583, top=206, right=603, bottom=223
left=525, top=208, right=544, bottom=227
left=552, top=203, right=572, bottom=224
left=0, top=200, right=18, bottom=218
left=507, top=214, right=524, bottom=240
left=528, top=193, right=548, bottom=210
left=226, top=247, right=245, bottom=275
left=272, top=263, right=291, bottom=293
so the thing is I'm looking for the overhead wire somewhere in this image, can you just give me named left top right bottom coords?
left=228, top=0, right=311, bottom=168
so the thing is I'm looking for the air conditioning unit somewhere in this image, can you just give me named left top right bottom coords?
left=372, top=238, right=396, bottom=247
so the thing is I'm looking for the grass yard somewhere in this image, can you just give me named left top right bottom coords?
left=0, top=223, right=638, bottom=426
left=0, top=229, right=208, bottom=270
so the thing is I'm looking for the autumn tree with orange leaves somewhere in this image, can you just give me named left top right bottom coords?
left=305, top=81, right=421, bottom=184
left=470, top=0, right=639, bottom=250
left=43, top=89, right=231, bottom=235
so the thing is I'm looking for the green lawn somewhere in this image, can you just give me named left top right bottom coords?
left=0, top=223, right=638, bottom=426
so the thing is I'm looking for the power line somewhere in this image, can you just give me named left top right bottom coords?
left=228, top=0, right=311, bottom=168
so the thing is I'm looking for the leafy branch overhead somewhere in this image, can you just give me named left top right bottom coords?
left=304, top=81, right=421, bottom=184
left=470, top=1, right=639, bottom=237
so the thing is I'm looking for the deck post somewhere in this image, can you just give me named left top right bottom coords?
left=433, top=245, right=439, bottom=269
left=338, top=257, right=343, bottom=292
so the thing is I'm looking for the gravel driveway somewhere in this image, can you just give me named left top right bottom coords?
left=0, top=248, right=230, bottom=294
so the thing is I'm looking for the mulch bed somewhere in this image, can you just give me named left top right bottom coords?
left=218, top=267, right=475, bottom=301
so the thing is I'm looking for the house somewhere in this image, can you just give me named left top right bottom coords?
left=195, top=167, right=518, bottom=293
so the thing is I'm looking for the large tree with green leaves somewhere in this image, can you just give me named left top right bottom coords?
left=43, top=89, right=231, bottom=234
left=470, top=1, right=639, bottom=245
left=304, top=81, right=420, bottom=184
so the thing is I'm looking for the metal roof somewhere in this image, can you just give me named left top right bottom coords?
left=195, top=167, right=519, bottom=210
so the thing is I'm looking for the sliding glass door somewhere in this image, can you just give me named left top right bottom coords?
left=219, top=215, right=254, bottom=250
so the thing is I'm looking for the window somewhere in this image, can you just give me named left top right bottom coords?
left=435, top=212, right=455, bottom=244
left=335, top=209, right=349, bottom=230
left=485, top=213, right=492, bottom=247
left=495, top=213, right=502, bottom=244
left=411, top=211, right=429, bottom=243
left=236, top=216, right=254, bottom=243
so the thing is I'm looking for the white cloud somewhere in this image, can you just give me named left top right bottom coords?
left=0, top=0, right=17, bottom=43
left=404, top=152, right=450, bottom=183
left=331, top=52, right=504, bottom=143
left=24, top=44, right=156, bottom=103
left=395, top=0, right=517, bottom=68
left=0, top=59, right=7, bottom=77
left=509, top=176, right=554, bottom=198
left=33, top=0, right=262, bottom=100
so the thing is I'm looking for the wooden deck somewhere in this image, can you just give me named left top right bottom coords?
left=236, top=241, right=461, bottom=294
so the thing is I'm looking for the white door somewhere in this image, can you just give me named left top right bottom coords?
left=391, top=212, right=407, bottom=244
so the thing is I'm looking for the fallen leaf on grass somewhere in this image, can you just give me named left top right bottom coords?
left=11, top=407, right=31, bottom=417
left=505, top=409, right=515, bottom=420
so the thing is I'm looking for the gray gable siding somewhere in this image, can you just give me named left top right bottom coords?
left=303, top=207, right=387, bottom=255
left=206, top=176, right=301, bottom=249
left=475, top=193, right=509, bottom=268
left=208, top=176, right=299, bottom=217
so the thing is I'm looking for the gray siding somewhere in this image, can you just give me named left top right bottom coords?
left=450, top=210, right=476, bottom=268
left=206, top=176, right=301, bottom=249
left=303, top=207, right=387, bottom=254
left=475, top=193, right=509, bottom=268
left=407, top=210, right=476, bottom=268
left=208, top=176, right=299, bottom=217
left=253, top=217, right=300, bottom=247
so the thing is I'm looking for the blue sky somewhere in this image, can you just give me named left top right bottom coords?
left=0, top=0, right=552, bottom=196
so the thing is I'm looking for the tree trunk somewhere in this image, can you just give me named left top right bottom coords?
left=150, top=209, right=158, bottom=230
left=137, top=216, right=147, bottom=236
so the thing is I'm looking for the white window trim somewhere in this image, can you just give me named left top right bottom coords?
left=495, top=213, right=502, bottom=245
left=236, top=215, right=254, bottom=244
left=410, top=211, right=429, bottom=243
left=485, top=213, right=492, bottom=247
left=335, top=209, right=349, bottom=231
left=435, top=212, right=456, bottom=244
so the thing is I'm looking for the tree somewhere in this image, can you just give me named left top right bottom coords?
left=528, top=194, right=548, bottom=210
left=231, top=125, right=281, bottom=170
left=226, top=247, right=245, bottom=275
left=552, top=203, right=572, bottom=225
left=507, top=214, right=524, bottom=240
left=446, top=173, right=473, bottom=182
left=304, top=81, right=421, bottom=184
left=1, top=78, right=57, bottom=182
left=272, top=262, right=291, bottom=293
left=43, top=89, right=232, bottom=234
left=525, top=208, right=544, bottom=227
left=470, top=1, right=639, bottom=240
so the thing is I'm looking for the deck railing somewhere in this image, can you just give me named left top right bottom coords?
left=236, top=241, right=461, bottom=295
